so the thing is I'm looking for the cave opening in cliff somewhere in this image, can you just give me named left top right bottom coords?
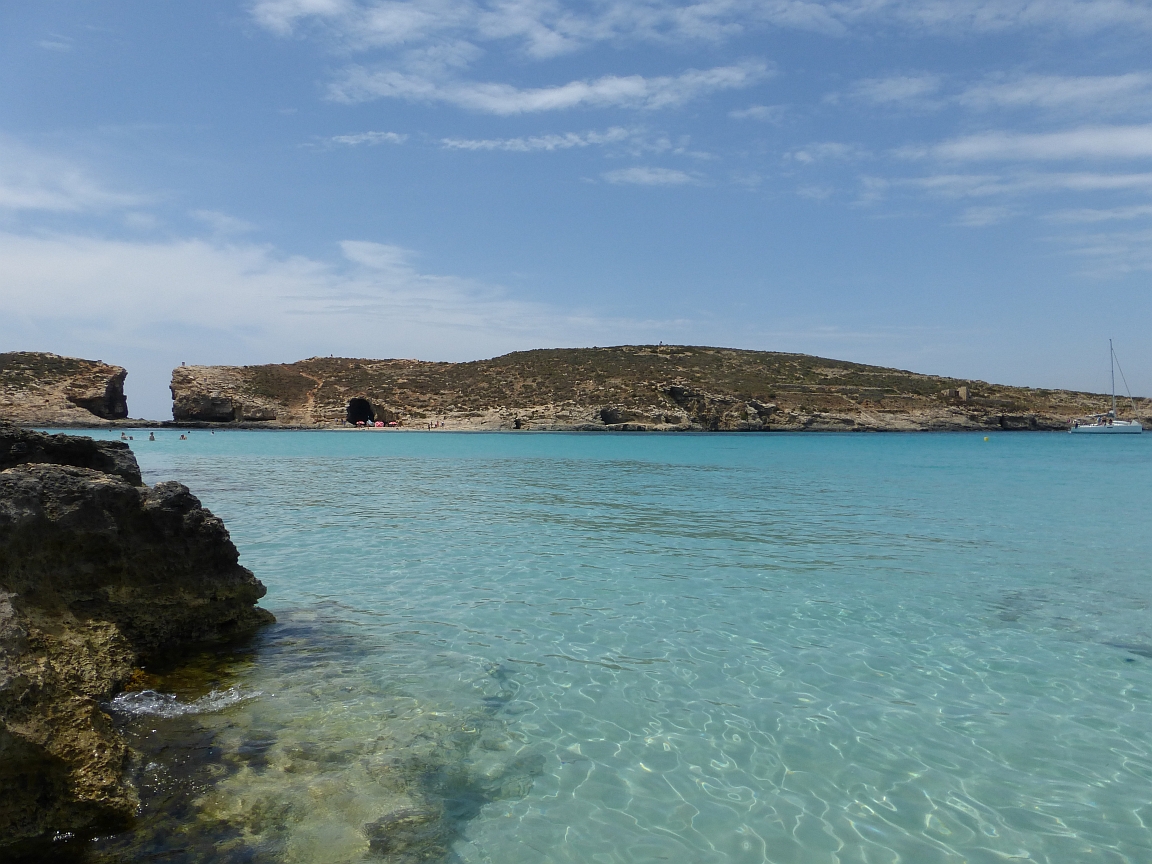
left=346, top=398, right=375, bottom=424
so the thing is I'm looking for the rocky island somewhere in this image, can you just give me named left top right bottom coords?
left=169, top=345, right=1146, bottom=432
left=0, top=424, right=273, bottom=858
left=0, top=352, right=137, bottom=427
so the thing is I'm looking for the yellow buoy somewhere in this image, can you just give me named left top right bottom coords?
left=984, top=436, right=989, bottom=441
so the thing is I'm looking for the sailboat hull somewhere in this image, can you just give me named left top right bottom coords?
left=1070, top=421, right=1143, bottom=434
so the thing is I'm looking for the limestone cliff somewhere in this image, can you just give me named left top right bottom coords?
left=1, top=352, right=131, bottom=426
left=167, top=346, right=1147, bottom=432
left=0, top=426, right=273, bottom=856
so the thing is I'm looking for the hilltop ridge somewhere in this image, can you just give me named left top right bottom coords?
left=168, top=345, right=1145, bottom=432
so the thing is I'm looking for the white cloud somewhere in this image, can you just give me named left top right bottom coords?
left=328, top=130, right=408, bottom=145
left=788, top=142, right=868, bottom=163
left=192, top=210, right=258, bottom=234
left=0, top=231, right=682, bottom=368
left=955, top=204, right=1016, bottom=226
left=849, top=74, right=941, bottom=105
left=441, top=127, right=635, bottom=151
left=1057, top=227, right=1152, bottom=274
left=1046, top=203, right=1152, bottom=222
left=838, top=71, right=1152, bottom=121
left=123, top=212, right=160, bottom=231
left=0, top=226, right=696, bottom=416
left=1043, top=172, right=1152, bottom=190
left=252, top=0, right=814, bottom=57
left=729, top=104, right=786, bottom=121
left=38, top=38, right=73, bottom=52
left=958, top=73, right=1152, bottom=114
left=602, top=166, right=699, bottom=185
left=884, top=171, right=1152, bottom=199
left=0, top=136, right=142, bottom=212
left=863, top=0, right=1152, bottom=35
left=925, top=125, right=1152, bottom=161
left=0, top=233, right=516, bottom=342
left=329, top=62, right=768, bottom=113
left=251, top=0, right=1152, bottom=59
left=797, top=184, right=835, bottom=200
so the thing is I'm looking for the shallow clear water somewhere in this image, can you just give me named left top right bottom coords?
left=85, top=430, right=1152, bottom=862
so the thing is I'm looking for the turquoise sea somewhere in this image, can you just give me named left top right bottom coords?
left=79, top=430, right=1152, bottom=863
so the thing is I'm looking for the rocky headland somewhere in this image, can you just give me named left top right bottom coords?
left=170, top=346, right=1146, bottom=432
left=0, top=352, right=135, bottom=427
left=0, top=425, right=273, bottom=857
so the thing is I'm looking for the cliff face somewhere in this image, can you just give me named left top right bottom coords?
left=171, top=364, right=282, bottom=423
left=1, top=352, right=130, bottom=426
left=0, top=426, right=273, bottom=855
left=167, top=346, right=1146, bottom=432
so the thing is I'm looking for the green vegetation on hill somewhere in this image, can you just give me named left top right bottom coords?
left=168, top=345, right=1139, bottom=431
left=0, top=352, right=98, bottom=391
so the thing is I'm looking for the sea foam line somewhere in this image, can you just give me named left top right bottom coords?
left=107, top=687, right=261, bottom=718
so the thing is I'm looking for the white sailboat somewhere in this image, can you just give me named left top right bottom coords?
left=1070, top=340, right=1143, bottom=434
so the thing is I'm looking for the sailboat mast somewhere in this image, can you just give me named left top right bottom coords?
left=1110, top=338, right=1117, bottom=417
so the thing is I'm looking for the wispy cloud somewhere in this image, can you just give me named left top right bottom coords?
left=0, top=136, right=142, bottom=212
left=602, top=166, right=699, bottom=185
left=877, top=171, right=1152, bottom=200
left=329, top=62, right=768, bottom=113
left=729, top=104, right=786, bottom=122
left=955, top=205, right=1016, bottom=226
left=1057, top=227, right=1152, bottom=275
left=911, top=125, right=1152, bottom=161
left=329, top=131, right=408, bottom=145
left=0, top=231, right=684, bottom=372
left=847, top=74, right=941, bottom=106
left=957, top=73, right=1152, bottom=115
left=252, top=0, right=1152, bottom=59
left=192, top=210, right=258, bottom=234
left=859, top=0, right=1152, bottom=35
left=797, top=184, right=835, bottom=200
left=441, top=127, right=635, bottom=151
left=1045, top=204, right=1152, bottom=222
left=252, top=0, right=818, bottom=56
left=788, top=142, right=868, bottom=163
left=38, top=36, right=73, bottom=52
left=838, top=71, right=1152, bottom=120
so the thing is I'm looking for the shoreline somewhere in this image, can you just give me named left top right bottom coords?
left=20, top=421, right=1100, bottom=433
left=0, top=426, right=275, bottom=858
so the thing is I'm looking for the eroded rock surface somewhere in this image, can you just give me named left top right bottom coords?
left=1, top=352, right=131, bottom=426
left=1, top=423, right=142, bottom=484
left=0, top=428, right=273, bottom=855
left=171, top=365, right=284, bottom=424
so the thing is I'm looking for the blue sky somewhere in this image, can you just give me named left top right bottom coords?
left=2, top=0, right=1151, bottom=418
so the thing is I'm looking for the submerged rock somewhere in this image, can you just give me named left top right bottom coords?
left=365, top=806, right=448, bottom=861
left=0, top=428, right=273, bottom=856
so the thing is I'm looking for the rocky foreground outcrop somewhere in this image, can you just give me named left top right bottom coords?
left=1, top=352, right=132, bottom=426
left=169, top=346, right=1146, bottom=431
left=0, top=425, right=273, bottom=855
